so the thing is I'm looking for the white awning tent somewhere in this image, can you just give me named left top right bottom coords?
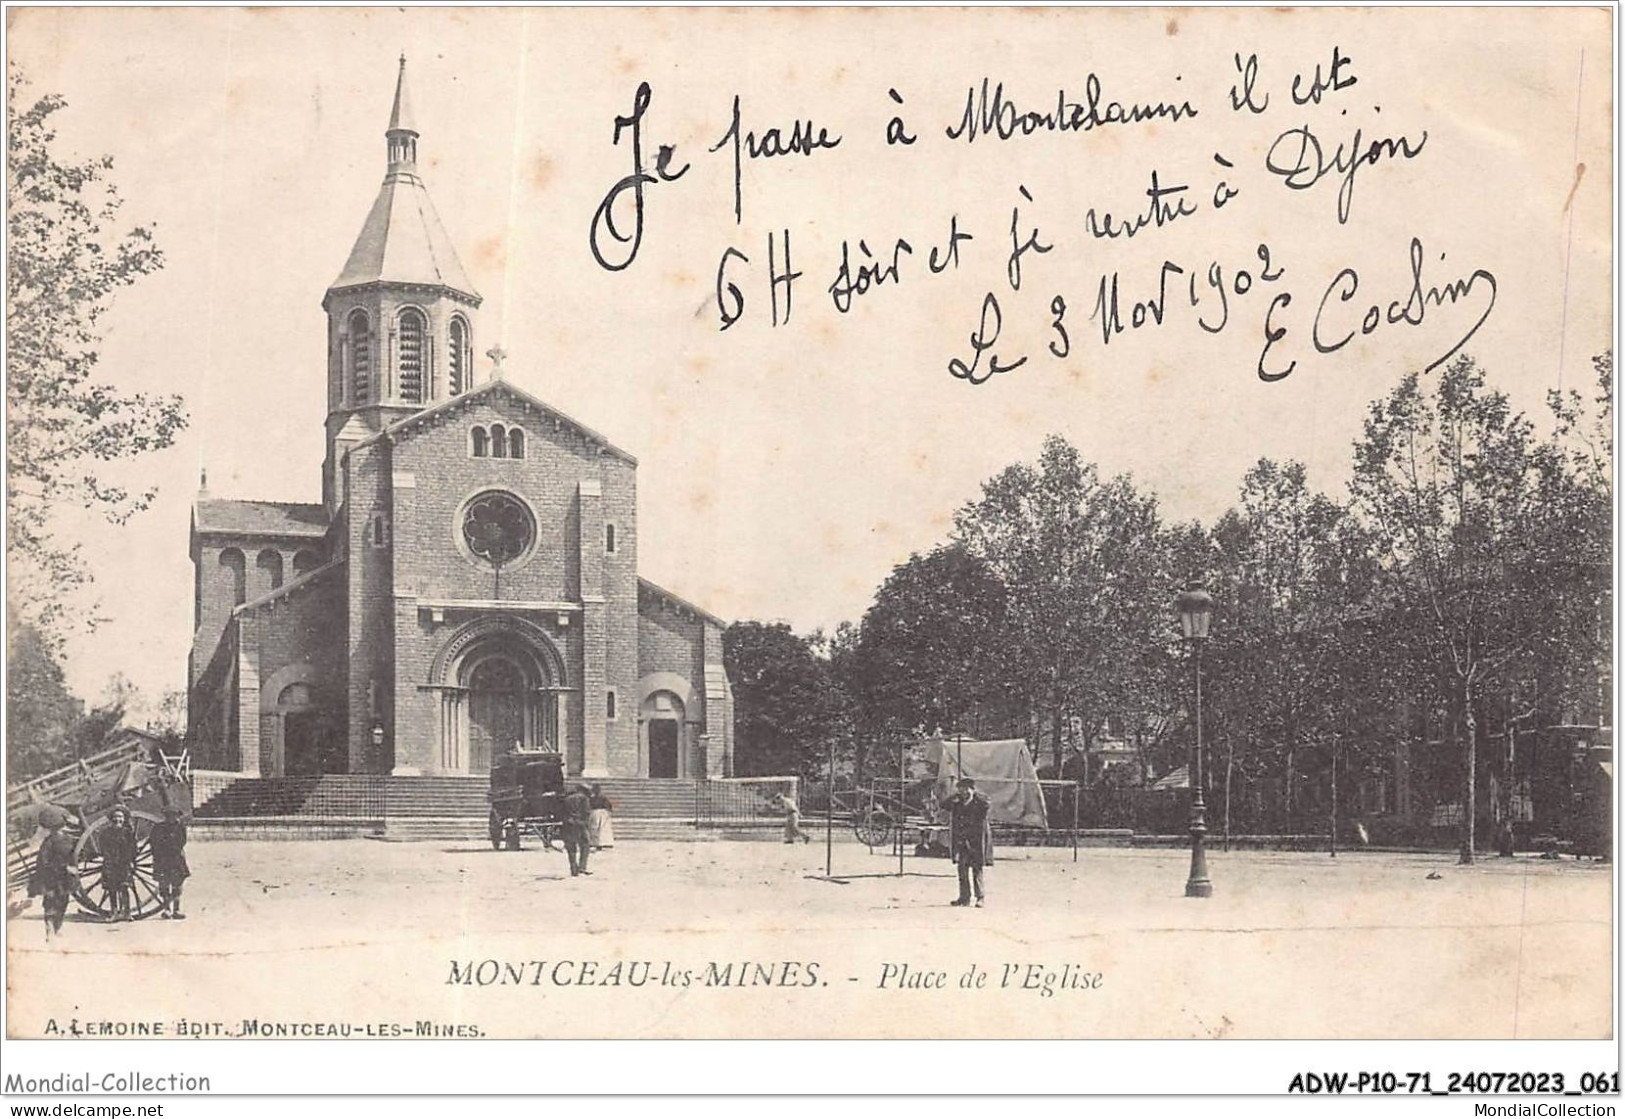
left=927, top=737, right=1048, bottom=828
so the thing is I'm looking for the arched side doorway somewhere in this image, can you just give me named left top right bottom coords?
left=430, top=617, right=569, bottom=775
left=636, top=672, right=703, bottom=778
left=260, top=664, right=340, bottom=776
left=642, top=690, right=686, bottom=778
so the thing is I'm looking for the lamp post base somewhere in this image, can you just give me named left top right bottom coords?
left=1186, top=826, right=1213, bottom=898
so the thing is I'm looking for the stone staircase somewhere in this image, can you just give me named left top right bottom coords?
left=378, top=817, right=490, bottom=842
left=376, top=776, right=705, bottom=842
left=382, top=776, right=488, bottom=817
left=194, top=775, right=385, bottom=818
left=190, top=772, right=796, bottom=843
left=377, top=777, right=490, bottom=841
left=587, top=778, right=701, bottom=819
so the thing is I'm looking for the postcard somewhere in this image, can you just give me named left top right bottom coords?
left=3, top=5, right=1614, bottom=1090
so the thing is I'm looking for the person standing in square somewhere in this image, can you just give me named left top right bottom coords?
left=587, top=784, right=615, bottom=851
left=561, top=785, right=593, bottom=876
left=946, top=778, right=991, bottom=907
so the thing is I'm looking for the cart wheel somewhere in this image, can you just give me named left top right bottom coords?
left=855, top=809, right=894, bottom=849
left=73, top=811, right=166, bottom=921
left=488, top=810, right=504, bottom=851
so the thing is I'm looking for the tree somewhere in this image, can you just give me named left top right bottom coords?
left=1117, top=518, right=1212, bottom=789
left=1205, top=460, right=1367, bottom=833
left=844, top=545, right=1019, bottom=765
left=7, top=64, right=185, bottom=644
left=6, top=617, right=83, bottom=781
left=147, top=688, right=188, bottom=744
left=722, top=621, right=848, bottom=780
left=1350, top=355, right=1539, bottom=863
left=955, top=435, right=1166, bottom=773
left=1521, top=351, right=1612, bottom=727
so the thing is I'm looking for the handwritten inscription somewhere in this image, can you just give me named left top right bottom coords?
left=711, top=94, right=842, bottom=223
left=588, top=82, right=688, bottom=272
left=586, top=44, right=1495, bottom=387
left=1264, top=119, right=1428, bottom=224
left=945, top=74, right=1198, bottom=143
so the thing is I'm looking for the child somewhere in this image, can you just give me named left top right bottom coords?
left=150, top=805, right=191, bottom=919
left=99, top=806, right=137, bottom=922
left=28, top=806, right=77, bottom=940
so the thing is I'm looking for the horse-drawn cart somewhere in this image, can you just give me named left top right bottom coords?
left=487, top=748, right=566, bottom=851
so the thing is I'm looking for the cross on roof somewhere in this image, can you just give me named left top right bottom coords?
left=486, top=343, right=508, bottom=378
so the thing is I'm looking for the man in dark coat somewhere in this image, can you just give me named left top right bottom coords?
left=946, top=778, right=991, bottom=907
left=150, top=805, right=190, bottom=919
left=28, top=806, right=77, bottom=939
left=560, top=785, right=593, bottom=876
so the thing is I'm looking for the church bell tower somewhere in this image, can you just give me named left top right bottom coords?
left=321, top=57, right=483, bottom=509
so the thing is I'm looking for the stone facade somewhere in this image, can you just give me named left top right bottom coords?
left=187, top=61, right=733, bottom=780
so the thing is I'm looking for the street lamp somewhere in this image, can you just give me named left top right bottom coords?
left=1175, top=579, right=1214, bottom=898
left=371, top=723, right=385, bottom=772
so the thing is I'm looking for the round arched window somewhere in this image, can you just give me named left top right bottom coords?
left=461, top=491, right=536, bottom=567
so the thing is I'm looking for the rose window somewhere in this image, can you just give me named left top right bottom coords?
left=461, top=491, right=536, bottom=566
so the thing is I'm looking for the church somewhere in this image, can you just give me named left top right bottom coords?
left=187, top=61, right=735, bottom=781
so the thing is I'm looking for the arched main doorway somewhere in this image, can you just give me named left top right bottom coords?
left=431, top=617, right=567, bottom=775
left=465, top=654, right=529, bottom=774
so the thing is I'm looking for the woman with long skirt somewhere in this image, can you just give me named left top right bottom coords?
left=587, top=784, right=615, bottom=851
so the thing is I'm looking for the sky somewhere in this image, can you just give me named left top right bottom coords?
left=7, top=7, right=1613, bottom=713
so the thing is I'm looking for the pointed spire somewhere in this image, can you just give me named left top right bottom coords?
left=327, top=58, right=480, bottom=302
left=388, top=53, right=416, bottom=134
left=386, top=54, right=418, bottom=170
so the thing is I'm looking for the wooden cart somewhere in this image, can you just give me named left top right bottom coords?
left=487, top=748, right=566, bottom=851
left=18, top=755, right=193, bottom=921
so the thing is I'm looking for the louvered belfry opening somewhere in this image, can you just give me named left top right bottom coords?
left=349, top=309, right=371, bottom=402
left=398, top=308, right=426, bottom=403
left=449, top=317, right=468, bottom=395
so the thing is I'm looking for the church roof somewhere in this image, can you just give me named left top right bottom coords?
left=329, top=174, right=477, bottom=298
left=369, top=377, right=639, bottom=465
left=194, top=499, right=330, bottom=539
left=235, top=556, right=345, bottom=616
left=639, top=578, right=729, bottom=629
left=327, top=59, right=479, bottom=302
